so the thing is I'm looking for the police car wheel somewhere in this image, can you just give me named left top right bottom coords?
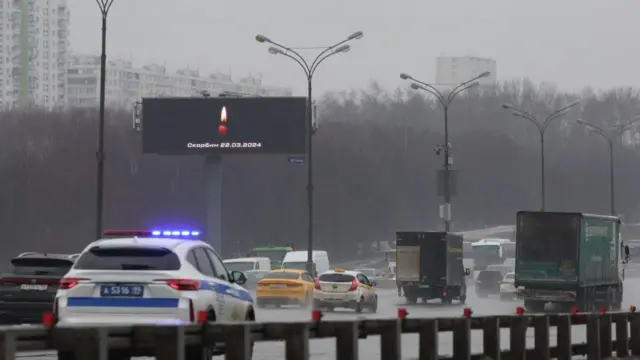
left=370, top=295, right=378, bottom=313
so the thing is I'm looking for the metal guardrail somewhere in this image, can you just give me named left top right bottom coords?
left=1, top=311, right=639, bottom=360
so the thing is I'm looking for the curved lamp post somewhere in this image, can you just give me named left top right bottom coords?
left=576, top=117, right=640, bottom=215
left=255, top=31, right=363, bottom=275
left=400, top=72, right=491, bottom=231
left=501, top=101, right=580, bottom=211
left=95, top=0, right=114, bottom=239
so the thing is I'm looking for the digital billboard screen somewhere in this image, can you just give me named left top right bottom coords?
left=142, top=97, right=307, bottom=155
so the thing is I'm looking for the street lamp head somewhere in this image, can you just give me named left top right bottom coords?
left=333, top=44, right=351, bottom=54
left=348, top=31, right=364, bottom=40
left=410, top=83, right=422, bottom=90
left=501, top=103, right=513, bottom=109
left=567, top=100, right=580, bottom=108
left=576, top=118, right=587, bottom=125
left=478, top=71, right=491, bottom=78
left=267, top=46, right=282, bottom=55
left=400, top=73, right=412, bottom=80
left=255, top=34, right=270, bottom=43
left=466, top=81, right=480, bottom=89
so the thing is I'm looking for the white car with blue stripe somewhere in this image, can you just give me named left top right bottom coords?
left=54, top=229, right=255, bottom=360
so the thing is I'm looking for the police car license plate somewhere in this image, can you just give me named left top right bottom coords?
left=20, top=284, right=47, bottom=291
left=270, top=284, right=285, bottom=289
left=100, top=285, right=144, bottom=297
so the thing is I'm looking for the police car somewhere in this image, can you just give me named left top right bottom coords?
left=54, top=229, right=255, bottom=360
left=312, top=268, right=377, bottom=313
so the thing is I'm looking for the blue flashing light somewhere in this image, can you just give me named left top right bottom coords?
left=150, top=229, right=202, bottom=238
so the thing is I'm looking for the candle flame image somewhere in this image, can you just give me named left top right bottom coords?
left=218, top=106, right=228, bottom=136
left=221, top=106, right=227, bottom=123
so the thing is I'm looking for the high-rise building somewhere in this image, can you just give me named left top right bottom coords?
left=435, top=56, right=497, bottom=86
left=66, top=55, right=292, bottom=109
left=0, top=0, right=70, bottom=110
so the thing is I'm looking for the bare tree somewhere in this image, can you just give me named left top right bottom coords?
left=1, top=79, right=640, bottom=263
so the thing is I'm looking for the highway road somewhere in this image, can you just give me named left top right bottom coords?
left=16, top=279, right=640, bottom=359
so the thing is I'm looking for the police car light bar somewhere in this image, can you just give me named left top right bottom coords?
left=103, top=230, right=201, bottom=237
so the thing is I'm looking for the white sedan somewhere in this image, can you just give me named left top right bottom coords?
left=499, top=272, right=517, bottom=301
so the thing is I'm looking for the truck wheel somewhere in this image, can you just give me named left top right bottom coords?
left=459, top=286, right=467, bottom=304
left=524, top=300, right=545, bottom=313
left=406, top=296, right=417, bottom=305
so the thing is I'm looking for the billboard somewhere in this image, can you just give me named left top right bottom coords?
left=142, top=97, right=307, bottom=155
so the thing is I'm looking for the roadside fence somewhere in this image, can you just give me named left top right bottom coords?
left=0, top=306, right=639, bottom=360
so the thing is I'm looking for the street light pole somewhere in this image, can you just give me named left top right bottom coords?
left=95, top=0, right=114, bottom=240
left=501, top=102, right=580, bottom=211
left=256, top=32, right=363, bottom=275
left=400, top=72, right=491, bottom=231
left=575, top=117, right=640, bottom=215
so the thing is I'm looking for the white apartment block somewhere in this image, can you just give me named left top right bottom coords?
left=435, top=56, right=497, bottom=86
left=67, top=55, right=292, bottom=109
left=0, top=0, right=69, bottom=110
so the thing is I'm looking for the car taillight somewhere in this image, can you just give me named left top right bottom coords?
left=59, top=277, right=88, bottom=290
left=314, top=279, right=321, bottom=290
left=156, top=279, right=200, bottom=291
left=348, top=279, right=358, bottom=292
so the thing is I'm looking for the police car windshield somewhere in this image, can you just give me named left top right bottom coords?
left=319, top=273, right=355, bottom=282
left=74, top=246, right=180, bottom=271
left=10, top=258, right=73, bottom=276
left=263, top=272, right=300, bottom=280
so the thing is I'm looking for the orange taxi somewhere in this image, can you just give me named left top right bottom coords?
left=256, top=269, right=315, bottom=308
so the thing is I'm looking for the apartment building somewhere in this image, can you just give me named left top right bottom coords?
left=0, top=0, right=70, bottom=110
left=67, top=55, right=292, bottom=109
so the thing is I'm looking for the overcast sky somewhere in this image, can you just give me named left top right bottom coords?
left=69, top=0, right=639, bottom=96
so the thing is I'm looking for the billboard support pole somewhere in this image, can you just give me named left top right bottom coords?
left=205, top=154, right=223, bottom=255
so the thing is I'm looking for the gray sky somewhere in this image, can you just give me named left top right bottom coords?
left=69, top=0, right=639, bottom=96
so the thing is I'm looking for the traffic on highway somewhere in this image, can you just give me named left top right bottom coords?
left=0, top=216, right=635, bottom=359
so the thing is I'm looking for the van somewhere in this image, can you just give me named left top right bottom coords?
left=223, top=257, right=271, bottom=273
left=281, top=251, right=329, bottom=277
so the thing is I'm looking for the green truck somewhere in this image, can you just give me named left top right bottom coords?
left=515, top=211, right=630, bottom=312
left=247, top=245, right=294, bottom=269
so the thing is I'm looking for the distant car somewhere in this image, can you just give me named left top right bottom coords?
left=255, top=269, right=315, bottom=308
left=486, top=264, right=514, bottom=277
left=0, top=252, right=76, bottom=324
left=475, top=270, right=503, bottom=298
left=313, top=268, right=377, bottom=313
left=354, top=268, right=384, bottom=281
left=499, top=272, right=517, bottom=301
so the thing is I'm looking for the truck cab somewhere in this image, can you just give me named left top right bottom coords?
left=471, top=238, right=509, bottom=270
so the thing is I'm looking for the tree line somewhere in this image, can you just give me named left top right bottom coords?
left=1, top=79, right=640, bottom=262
